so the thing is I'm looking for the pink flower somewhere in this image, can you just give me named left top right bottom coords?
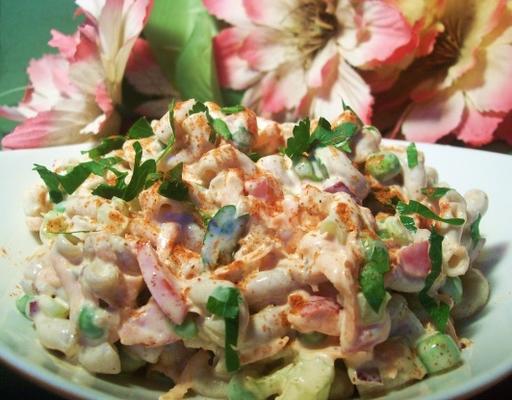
left=204, top=0, right=413, bottom=123
left=1, top=0, right=153, bottom=149
left=388, top=0, right=512, bottom=146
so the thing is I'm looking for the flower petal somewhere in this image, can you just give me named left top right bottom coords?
left=307, top=40, right=339, bottom=88
left=239, top=28, right=297, bottom=71
left=242, top=0, right=297, bottom=29
left=340, top=0, right=412, bottom=67
left=402, top=91, right=465, bottom=142
left=306, top=60, right=373, bottom=123
left=466, top=26, right=512, bottom=113
left=0, top=105, right=26, bottom=121
left=203, top=0, right=250, bottom=26
left=213, top=27, right=260, bottom=90
left=494, top=111, right=512, bottom=145
left=260, top=65, right=307, bottom=114
left=455, top=102, right=503, bottom=146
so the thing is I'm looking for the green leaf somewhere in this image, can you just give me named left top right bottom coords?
left=470, top=214, right=482, bottom=246
left=211, top=118, right=233, bottom=140
left=221, top=105, right=245, bottom=115
left=399, top=215, right=417, bottom=232
left=175, top=12, right=222, bottom=102
left=206, top=286, right=242, bottom=373
left=82, top=136, right=125, bottom=159
left=127, top=117, right=154, bottom=139
left=158, top=163, right=189, bottom=201
left=33, top=164, right=64, bottom=203
left=144, top=0, right=208, bottom=84
left=284, top=118, right=311, bottom=161
left=419, top=229, right=449, bottom=332
left=157, top=100, right=177, bottom=163
left=359, top=239, right=390, bottom=312
left=189, top=101, right=208, bottom=115
left=406, top=143, right=418, bottom=168
left=397, top=200, right=465, bottom=226
left=189, top=101, right=232, bottom=142
left=421, top=187, right=451, bottom=200
left=220, top=88, right=244, bottom=106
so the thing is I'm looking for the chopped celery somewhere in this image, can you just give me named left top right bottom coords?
left=16, top=294, right=33, bottom=319
left=376, top=215, right=412, bottom=245
left=365, top=152, right=401, bottom=182
left=172, top=315, right=198, bottom=339
left=416, top=333, right=461, bottom=374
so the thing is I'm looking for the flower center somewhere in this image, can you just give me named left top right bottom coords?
left=289, top=0, right=338, bottom=65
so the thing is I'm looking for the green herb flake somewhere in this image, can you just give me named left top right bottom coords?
left=421, top=187, right=451, bottom=200
left=82, top=136, right=125, bottom=159
left=221, top=105, right=245, bottom=115
left=158, top=163, right=189, bottom=201
left=397, top=200, right=465, bottom=226
left=127, top=117, right=154, bottom=139
left=419, top=229, right=450, bottom=332
left=283, top=118, right=311, bottom=161
left=206, top=286, right=242, bottom=372
left=172, top=315, right=198, bottom=339
left=406, top=143, right=418, bottom=168
left=399, top=215, right=417, bottom=232
left=359, top=239, right=390, bottom=312
left=189, top=101, right=233, bottom=143
left=33, top=164, right=64, bottom=203
left=470, top=214, right=482, bottom=246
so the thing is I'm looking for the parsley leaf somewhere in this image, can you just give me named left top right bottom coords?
left=127, top=117, right=154, bottom=139
left=284, top=118, right=310, bottom=161
left=419, top=229, right=449, bottom=332
left=407, top=143, right=418, bottom=168
left=206, top=286, right=242, bottom=372
left=399, top=215, right=417, bottom=232
left=397, top=200, right=465, bottom=226
left=421, top=187, right=451, bottom=199
left=359, top=239, right=390, bottom=312
left=92, top=142, right=156, bottom=201
left=33, top=165, right=64, bottom=203
left=34, top=157, right=123, bottom=203
left=82, top=136, right=125, bottom=159
left=470, top=214, right=482, bottom=246
left=158, top=163, right=189, bottom=201
left=157, top=100, right=176, bottom=163
left=189, top=101, right=233, bottom=143
left=221, top=105, right=245, bottom=115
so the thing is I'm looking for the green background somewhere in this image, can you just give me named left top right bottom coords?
left=0, top=0, right=79, bottom=137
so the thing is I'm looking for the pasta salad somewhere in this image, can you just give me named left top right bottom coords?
left=17, top=99, right=490, bottom=399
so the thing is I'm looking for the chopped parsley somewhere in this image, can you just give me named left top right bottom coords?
left=82, top=136, right=125, bottom=159
left=158, top=163, right=189, bottom=201
left=206, top=286, right=242, bottom=372
left=127, top=117, right=154, bottom=139
left=421, top=187, right=451, bottom=200
left=359, top=239, right=390, bottom=312
left=470, top=214, right=482, bottom=246
left=283, top=117, right=358, bottom=161
left=419, top=229, right=450, bottom=332
left=397, top=200, right=465, bottom=227
left=406, top=143, right=418, bottom=168
left=189, top=101, right=233, bottom=143
left=221, top=105, right=245, bottom=115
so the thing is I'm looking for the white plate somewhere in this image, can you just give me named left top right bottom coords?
left=0, top=141, right=511, bottom=400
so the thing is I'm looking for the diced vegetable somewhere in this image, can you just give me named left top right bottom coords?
left=16, top=294, right=33, bottom=319
left=78, top=305, right=105, bottom=340
left=202, top=206, right=249, bottom=269
left=376, top=215, right=412, bottom=245
left=359, top=238, right=390, bottom=312
left=172, top=314, right=198, bottom=339
left=298, top=331, right=327, bottom=345
left=416, top=333, right=461, bottom=374
left=365, top=152, right=401, bottom=182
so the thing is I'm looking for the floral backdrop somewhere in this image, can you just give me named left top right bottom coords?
left=1, top=0, right=511, bottom=149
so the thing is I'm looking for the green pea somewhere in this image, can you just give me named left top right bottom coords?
left=416, top=333, right=461, bottom=374
left=298, top=331, right=327, bottom=345
left=16, top=294, right=33, bottom=319
left=365, top=152, right=401, bottom=182
left=78, top=305, right=105, bottom=339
